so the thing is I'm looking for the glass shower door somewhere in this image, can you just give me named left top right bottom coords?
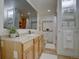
left=61, top=0, right=77, bottom=57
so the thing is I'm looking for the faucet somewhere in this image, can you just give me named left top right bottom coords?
left=28, top=30, right=31, bottom=34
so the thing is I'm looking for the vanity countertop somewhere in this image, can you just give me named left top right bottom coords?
left=1, top=32, right=43, bottom=44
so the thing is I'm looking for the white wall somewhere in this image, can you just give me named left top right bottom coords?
left=0, top=0, right=4, bottom=36
left=37, top=14, right=56, bottom=30
left=0, top=0, right=9, bottom=36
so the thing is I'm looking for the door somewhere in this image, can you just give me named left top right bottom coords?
left=42, top=16, right=56, bottom=44
left=19, top=16, right=27, bottom=29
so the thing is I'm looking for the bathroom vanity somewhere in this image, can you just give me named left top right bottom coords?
left=1, top=32, right=44, bottom=59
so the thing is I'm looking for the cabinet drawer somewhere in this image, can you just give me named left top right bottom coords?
left=23, top=40, right=33, bottom=51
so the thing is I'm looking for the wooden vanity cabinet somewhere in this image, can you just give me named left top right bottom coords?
left=1, top=40, right=33, bottom=59
left=1, top=35, right=44, bottom=59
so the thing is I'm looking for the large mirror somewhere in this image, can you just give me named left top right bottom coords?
left=4, top=0, right=37, bottom=29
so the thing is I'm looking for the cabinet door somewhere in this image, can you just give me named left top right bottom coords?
left=1, top=40, right=22, bottom=59
left=34, top=38, right=39, bottom=59
left=38, top=37, right=42, bottom=56
left=41, top=35, right=44, bottom=52
left=41, top=37, right=44, bottom=54
left=1, top=41, right=5, bottom=59
left=38, top=38, right=41, bottom=56
left=38, top=35, right=44, bottom=57
left=24, top=46, right=33, bottom=59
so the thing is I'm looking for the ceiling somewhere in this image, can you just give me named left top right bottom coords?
left=27, top=0, right=57, bottom=15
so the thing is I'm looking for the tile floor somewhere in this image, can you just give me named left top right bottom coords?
left=40, top=43, right=79, bottom=59
left=45, top=43, right=55, bottom=49
left=44, top=43, right=57, bottom=55
left=40, top=43, right=57, bottom=59
left=40, top=53, right=57, bottom=59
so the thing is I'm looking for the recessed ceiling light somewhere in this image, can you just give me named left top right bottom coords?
left=48, top=10, right=51, bottom=12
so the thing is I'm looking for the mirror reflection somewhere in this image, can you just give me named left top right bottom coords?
left=4, top=0, right=37, bottom=29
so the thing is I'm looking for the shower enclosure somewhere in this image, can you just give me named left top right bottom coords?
left=57, top=0, right=79, bottom=58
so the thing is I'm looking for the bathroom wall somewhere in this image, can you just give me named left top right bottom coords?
left=0, top=0, right=4, bottom=36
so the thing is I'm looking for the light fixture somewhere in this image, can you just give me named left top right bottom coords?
left=7, top=9, right=14, bottom=18
left=48, top=10, right=51, bottom=12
